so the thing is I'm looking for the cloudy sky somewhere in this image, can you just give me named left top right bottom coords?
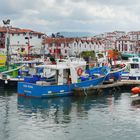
left=0, top=0, right=140, bottom=35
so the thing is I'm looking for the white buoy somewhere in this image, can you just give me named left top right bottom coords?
left=5, top=80, right=8, bottom=84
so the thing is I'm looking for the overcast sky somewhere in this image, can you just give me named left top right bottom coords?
left=0, top=0, right=140, bottom=35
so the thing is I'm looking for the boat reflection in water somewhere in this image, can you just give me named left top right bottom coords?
left=131, top=99, right=140, bottom=108
left=17, top=96, right=73, bottom=117
left=17, top=93, right=119, bottom=124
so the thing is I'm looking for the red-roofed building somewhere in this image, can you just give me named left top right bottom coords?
left=115, top=36, right=136, bottom=53
left=43, top=37, right=105, bottom=58
left=0, top=26, right=45, bottom=60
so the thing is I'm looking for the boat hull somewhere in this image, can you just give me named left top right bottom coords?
left=0, top=78, right=23, bottom=88
left=105, top=65, right=126, bottom=81
left=129, top=76, right=140, bottom=80
left=18, top=76, right=105, bottom=98
left=0, top=64, right=25, bottom=87
left=131, top=94, right=140, bottom=102
left=121, top=73, right=140, bottom=80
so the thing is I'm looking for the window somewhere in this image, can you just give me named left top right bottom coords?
left=118, top=44, right=120, bottom=51
left=131, top=64, right=139, bottom=68
left=122, top=44, right=124, bottom=51
left=50, top=43, right=52, bottom=47
left=132, top=58, right=139, bottom=62
left=38, top=34, right=41, bottom=38
left=124, top=44, right=127, bottom=51
left=130, top=45, right=133, bottom=51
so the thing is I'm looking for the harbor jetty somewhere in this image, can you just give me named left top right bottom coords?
left=73, top=80, right=140, bottom=96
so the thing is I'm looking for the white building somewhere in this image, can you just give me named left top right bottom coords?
left=102, top=38, right=115, bottom=51
left=128, top=31, right=140, bottom=41
left=0, top=27, right=44, bottom=57
left=115, top=36, right=136, bottom=53
left=44, top=37, right=105, bottom=58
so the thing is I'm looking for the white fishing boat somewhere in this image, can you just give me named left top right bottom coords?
left=121, top=57, right=140, bottom=80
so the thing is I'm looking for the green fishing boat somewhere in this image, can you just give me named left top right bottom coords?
left=0, top=54, right=26, bottom=87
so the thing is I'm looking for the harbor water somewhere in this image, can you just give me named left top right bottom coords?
left=0, top=88, right=140, bottom=140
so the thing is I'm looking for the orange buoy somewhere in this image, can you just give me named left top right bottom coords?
left=131, top=87, right=140, bottom=94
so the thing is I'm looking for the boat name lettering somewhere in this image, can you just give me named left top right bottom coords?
left=24, top=90, right=31, bottom=93
left=23, top=85, right=33, bottom=88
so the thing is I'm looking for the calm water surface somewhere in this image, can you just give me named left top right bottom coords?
left=0, top=88, right=140, bottom=140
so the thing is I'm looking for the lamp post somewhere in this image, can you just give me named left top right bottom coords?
left=2, top=19, right=10, bottom=68
left=25, top=32, right=33, bottom=60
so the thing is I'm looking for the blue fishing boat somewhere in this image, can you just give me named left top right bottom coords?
left=87, top=64, right=126, bottom=82
left=107, top=63, right=126, bottom=81
left=18, top=60, right=110, bottom=98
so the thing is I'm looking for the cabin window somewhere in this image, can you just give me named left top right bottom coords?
left=131, top=64, right=139, bottom=68
left=132, top=59, right=139, bottom=62
left=97, top=53, right=104, bottom=58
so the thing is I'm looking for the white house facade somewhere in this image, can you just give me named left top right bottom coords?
left=43, top=37, right=105, bottom=58
left=115, top=36, right=136, bottom=53
left=0, top=27, right=44, bottom=57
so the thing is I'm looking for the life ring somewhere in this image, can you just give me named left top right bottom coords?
left=120, top=63, right=124, bottom=68
left=104, top=62, right=108, bottom=66
left=77, top=68, right=83, bottom=76
left=89, top=63, right=94, bottom=68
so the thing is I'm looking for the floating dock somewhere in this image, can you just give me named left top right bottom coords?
left=73, top=80, right=140, bottom=96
